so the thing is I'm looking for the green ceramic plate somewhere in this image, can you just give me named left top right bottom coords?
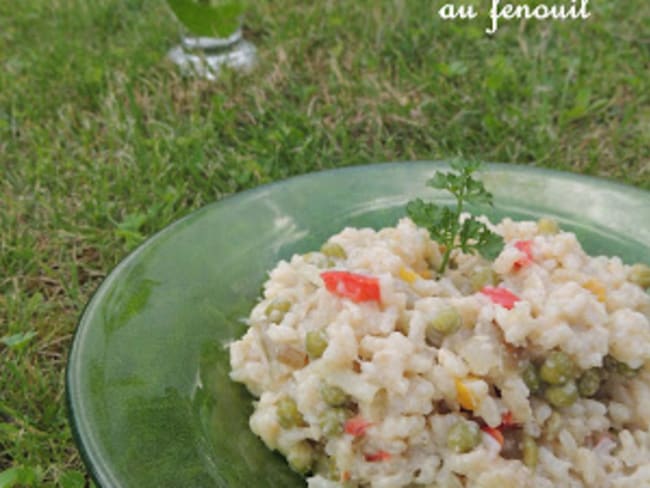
left=66, top=162, right=649, bottom=487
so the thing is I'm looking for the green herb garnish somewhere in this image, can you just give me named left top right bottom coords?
left=407, top=160, right=503, bottom=274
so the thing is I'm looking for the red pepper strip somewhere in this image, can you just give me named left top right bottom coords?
left=480, top=286, right=520, bottom=310
left=344, top=416, right=372, bottom=437
left=340, top=471, right=351, bottom=482
left=481, top=425, right=504, bottom=448
left=364, top=450, right=391, bottom=462
left=500, top=411, right=517, bottom=427
left=513, top=240, right=534, bottom=269
left=321, top=271, right=381, bottom=303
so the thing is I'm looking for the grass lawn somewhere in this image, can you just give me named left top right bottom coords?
left=1, top=0, right=649, bottom=485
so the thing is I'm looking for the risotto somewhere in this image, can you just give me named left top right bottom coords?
left=229, top=216, right=650, bottom=488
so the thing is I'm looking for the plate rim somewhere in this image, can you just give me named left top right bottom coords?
left=65, top=160, right=650, bottom=486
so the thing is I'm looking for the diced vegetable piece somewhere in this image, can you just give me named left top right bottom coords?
left=513, top=240, right=534, bottom=268
left=522, top=435, right=539, bottom=469
left=501, top=411, right=516, bottom=427
left=455, top=379, right=476, bottom=410
left=319, top=408, right=349, bottom=437
left=522, top=363, right=542, bottom=394
left=306, top=330, right=328, bottom=359
left=425, top=306, right=462, bottom=346
left=447, top=420, right=481, bottom=453
left=399, top=267, right=419, bottom=284
left=320, top=242, right=347, bottom=259
left=277, top=397, right=304, bottom=428
left=629, top=263, right=650, bottom=289
left=480, top=286, right=520, bottom=310
left=344, top=416, right=372, bottom=437
left=544, top=380, right=579, bottom=408
left=515, top=240, right=533, bottom=255
left=540, top=351, right=576, bottom=385
left=364, top=450, right=391, bottom=462
left=427, top=306, right=462, bottom=337
left=287, top=441, right=315, bottom=474
left=481, top=425, right=504, bottom=448
left=320, top=383, right=348, bottom=407
left=470, top=266, right=499, bottom=292
left=538, top=217, right=559, bottom=235
left=265, top=299, right=291, bottom=323
left=577, top=368, right=602, bottom=397
left=583, top=279, right=606, bottom=302
left=321, top=271, right=381, bottom=303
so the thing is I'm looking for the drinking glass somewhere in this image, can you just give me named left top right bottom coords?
left=166, top=0, right=256, bottom=80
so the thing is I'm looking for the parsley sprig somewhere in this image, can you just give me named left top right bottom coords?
left=407, top=160, right=503, bottom=274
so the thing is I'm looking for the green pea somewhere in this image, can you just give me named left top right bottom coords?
left=540, top=351, right=576, bottom=385
left=314, top=454, right=339, bottom=480
left=522, top=435, right=539, bottom=469
left=265, top=299, right=291, bottom=324
left=306, top=330, right=328, bottom=359
left=320, top=242, right=347, bottom=260
left=618, top=363, right=642, bottom=378
left=277, top=397, right=304, bottom=428
left=320, top=383, right=348, bottom=407
left=522, top=362, right=542, bottom=394
left=544, top=380, right=578, bottom=408
left=286, top=441, right=315, bottom=474
left=629, top=264, right=650, bottom=289
left=447, top=420, right=481, bottom=453
left=319, top=408, right=349, bottom=437
left=426, top=306, right=461, bottom=345
left=470, top=266, right=499, bottom=292
left=577, top=368, right=602, bottom=397
left=538, top=217, right=559, bottom=235
left=604, top=355, right=641, bottom=378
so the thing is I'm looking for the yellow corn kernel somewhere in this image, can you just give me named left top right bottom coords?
left=399, top=267, right=419, bottom=284
left=583, top=279, right=606, bottom=303
left=455, top=378, right=476, bottom=410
